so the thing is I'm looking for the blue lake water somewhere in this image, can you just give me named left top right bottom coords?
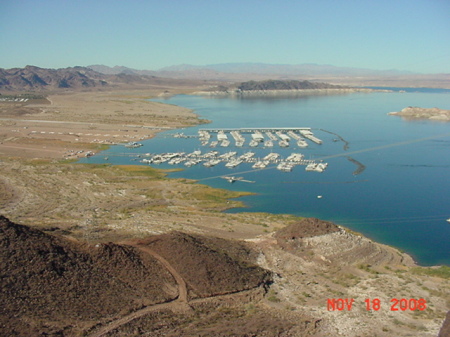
left=80, top=89, right=450, bottom=266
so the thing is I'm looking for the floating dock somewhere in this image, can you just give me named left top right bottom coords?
left=198, top=127, right=321, bottom=148
left=140, top=149, right=327, bottom=175
left=147, top=127, right=329, bottom=178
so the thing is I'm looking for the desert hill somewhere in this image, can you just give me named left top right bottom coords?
left=0, top=215, right=273, bottom=336
left=236, top=79, right=345, bottom=91
left=2, top=65, right=448, bottom=92
left=138, top=232, right=271, bottom=298
left=0, top=65, right=108, bottom=90
left=1, top=215, right=449, bottom=336
left=0, top=66, right=206, bottom=91
left=194, top=79, right=364, bottom=97
left=0, top=215, right=177, bottom=335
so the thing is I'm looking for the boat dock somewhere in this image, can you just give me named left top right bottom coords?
left=145, top=127, right=330, bottom=177
left=198, top=127, right=322, bottom=148
left=140, top=150, right=326, bottom=173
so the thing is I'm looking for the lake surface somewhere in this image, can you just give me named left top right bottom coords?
left=81, top=89, right=450, bottom=266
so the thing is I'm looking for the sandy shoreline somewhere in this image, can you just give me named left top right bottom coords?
left=193, top=87, right=390, bottom=97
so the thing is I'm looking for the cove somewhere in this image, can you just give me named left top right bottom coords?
left=81, top=89, right=450, bottom=266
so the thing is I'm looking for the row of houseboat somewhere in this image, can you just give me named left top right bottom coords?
left=198, top=128, right=322, bottom=148
left=140, top=150, right=327, bottom=173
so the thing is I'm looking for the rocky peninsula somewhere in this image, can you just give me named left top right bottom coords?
left=389, top=106, right=450, bottom=121
left=194, top=79, right=388, bottom=97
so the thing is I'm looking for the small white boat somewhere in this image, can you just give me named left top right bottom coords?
left=447, top=218, right=450, bottom=223
left=222, top=176, right=242, bottom=183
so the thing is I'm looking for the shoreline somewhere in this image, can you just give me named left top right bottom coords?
left=0, top=89, right=444, bottom=267
left=192, top=87, right=391, bottom=97
left=0, top=90, right=199, bottom=160
left=93, top=93, right=445, bottom=267
left=99, top=96, right=431, bottom=267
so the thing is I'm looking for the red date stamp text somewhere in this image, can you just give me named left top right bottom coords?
left=327, top=298, right=427, bottom=311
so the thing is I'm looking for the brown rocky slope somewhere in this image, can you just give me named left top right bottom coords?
left=0, top=65, right=207, bottom=91
left=2, top=215, right=448, bottom=336
left=0, top=216, right=273, bottom=336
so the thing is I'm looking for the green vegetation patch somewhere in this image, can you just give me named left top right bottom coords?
left=190, top=184, right=251, bottom=209
left=0, top=93, right=47, bottom=100
left=411, top=265, right=450, bottom=279
left=114, top=165, right=168, bottom=179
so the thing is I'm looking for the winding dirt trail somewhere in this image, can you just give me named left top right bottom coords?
left=87, top=244, right=190, bottom=337
left=137, top=245, right=188, bottom=303
left=87, top=244, right=264, bottom=337
left=87, top=302, right=186, bottom=337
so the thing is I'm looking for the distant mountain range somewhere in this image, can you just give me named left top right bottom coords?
left=0, top=65, right=109, bottom=90
left=87, top=63, right=450, bottom=88
left=0, top=65, right=194, bottom=91
left=88, top=62, right=417, bottom=79
left=1, top=64, right=448, bottom=91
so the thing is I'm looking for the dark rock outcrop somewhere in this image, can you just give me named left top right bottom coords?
left=0, top=216, right=271, bottom=336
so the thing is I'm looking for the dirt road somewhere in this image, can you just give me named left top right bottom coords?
left=137, top=245, right=188, bottom=303
left=87, top=244, right=264, bottom=337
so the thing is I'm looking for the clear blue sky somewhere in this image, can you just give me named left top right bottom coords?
left=1, top=0, right=449, bottom=73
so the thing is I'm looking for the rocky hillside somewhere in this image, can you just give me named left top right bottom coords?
left=195, top=79, right=372, bottom=97
left=201, top=79, right=347, bottom=94
left=0, top=216, right=272, bottom=336
left=236, top=79, right=346, bottom=91
left=0, top=65, right=109, bottom=90
left=0, top=215, right=177, bottom=335
left=252, top=218, right=448, bottom=337
left=0, top=65, right=202, bottom=91
left=1, top=215, right=448, bottom=336
left=138, top=232, right=271, bottom=298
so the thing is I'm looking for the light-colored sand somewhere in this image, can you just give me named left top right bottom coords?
left=0, top=90, right=200, bottom=159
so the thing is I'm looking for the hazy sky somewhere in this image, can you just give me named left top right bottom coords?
left=1, top=0, right=449, bottom=73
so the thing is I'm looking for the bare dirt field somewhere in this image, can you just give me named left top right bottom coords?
left=0, top=89, right=203, bottom=159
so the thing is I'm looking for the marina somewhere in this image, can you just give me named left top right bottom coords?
left=80, top=89, right=450, bottom=266
left=139, top=149, right=324, bottom=173
left=196, top=127, right=322, bottom=148
left=138, top=127, right=328, bottom=177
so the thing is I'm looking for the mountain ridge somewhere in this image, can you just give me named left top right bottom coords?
left=157, top=62, right=417, bottom=76
left=0, top=65, right=204, bottom=91
left=87, top=63, right=450, bottom=87
left=88, top=62, right=418, bottom=76
left=1, top=64, right=448, bottom=91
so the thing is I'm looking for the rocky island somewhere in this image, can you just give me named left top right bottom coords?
left=389, top=106, right=450, bottom=121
